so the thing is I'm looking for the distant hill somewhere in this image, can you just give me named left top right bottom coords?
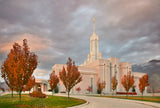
left=132, top=59, right=160, bottom=76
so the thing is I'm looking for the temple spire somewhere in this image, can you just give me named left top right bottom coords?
left=93, top=17, right=95, bottom=33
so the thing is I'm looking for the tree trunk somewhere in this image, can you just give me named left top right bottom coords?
left=52, top=90, right=54, bottom=96
left=142, top=92, right=143, bottom=98
left=11, top=88, right=13, bottom=98
left=68, top=91, right=70, bottom=98
left=127, top=91, right=128, bottom=97
left=19, top=91, right=22, bottom=104
left=113, top=90, right=114, bottom=96
left=29, top=90, right=30, bottom=94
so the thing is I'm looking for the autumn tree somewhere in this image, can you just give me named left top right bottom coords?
left=86, top=86, right=91, bottom=93
left=76, top=87, right=81, bottom=93
left=112, top=76, right=118, bottom=95
left=23, top=75, right=35, bottom=93
left=1, top=39, right=38, bottom=103
left=121, top=73, right=134, bottom=96
left=59, top=57, right=82, bottom=98
left=139, top=74, right=149, bottom=97
left=97, top=79, right=105, bottom=94
left=48, top=71, right=59, bottom=95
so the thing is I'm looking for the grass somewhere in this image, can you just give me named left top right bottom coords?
left=90, top=95, right=160, bottom=103
left=0, top=94, right=86, bottom=108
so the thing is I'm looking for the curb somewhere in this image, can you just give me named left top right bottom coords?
left=110, top=98, right=160, bottom=108
left=127, top=100, right=160, bottom=108
left=67, top=101, right=89, bottom=108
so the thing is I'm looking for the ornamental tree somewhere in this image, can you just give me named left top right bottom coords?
left=121, top=73, right=134, bottom=96
left=76, top=87, right=81, bottom=93
left=1, top=39, right=38, bottom=103
left=59, top=57, right=82, bottom=98
left=139, top=74, right=149, bottom=97
left=23, top=75, right=36, bottom=93
left=97, top=79, right=105, bottom=94
left=48, top=71, right=59, bottom=95
left=112, top=76, right=118, bottom=95
left=86, top=86, right=91, bottom=93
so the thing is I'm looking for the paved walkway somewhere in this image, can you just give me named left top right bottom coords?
left=55, top=94, right=160, bottom=108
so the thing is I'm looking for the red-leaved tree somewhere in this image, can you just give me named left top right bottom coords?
left=121, top=72, right=134, bottom=96
left=97, top=79, right=105, bottom=94
left=59, top=57, right=82, bottom=98
left=86, top=86, right=91, bottom=93
left=112, top=76, right=118, bottom=95
left=1, top=39, right=38, bottom=103
left=76, top=87, right=81, bottom=93
left=23, top=75, right=35, bottom=93
left=48, top=71, right=59, bottom=95
left=139, top=74, right=149, bottom=97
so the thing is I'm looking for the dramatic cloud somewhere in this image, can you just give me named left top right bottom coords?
left=0, top=0, right=160, bottom=78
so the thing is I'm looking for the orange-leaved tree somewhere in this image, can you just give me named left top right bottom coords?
left=48, top=71, right=59, bottom=95
left=112, top=76, right=118, bottom=95
left=1, top=39, right=38, bottom=103
left=23, top=75, right=35, bottom=93
left=59, top=57, right=82, bottom=98
left=97, top=79, right=105, bottom=94
left=121, top=72, right=134, bottom=96
left=139, top=74, right=149, bottom=97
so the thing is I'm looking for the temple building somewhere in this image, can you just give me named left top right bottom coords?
left=31, top=79, right=48, bottom=93
left=52, top=18, right=147, bottom=94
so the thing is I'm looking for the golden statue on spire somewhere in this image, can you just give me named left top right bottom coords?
left=93, top=17, right=95, bottom=23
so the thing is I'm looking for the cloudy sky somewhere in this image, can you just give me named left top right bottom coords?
left=0, top=0, right=160, bottom=80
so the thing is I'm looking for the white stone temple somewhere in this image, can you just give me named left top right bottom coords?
left=52, top=18, right=147, bottom=94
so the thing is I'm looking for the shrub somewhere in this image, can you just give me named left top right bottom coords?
left=116, top=92, right=137, bottom=95
left=54, top=86, right=59, bottom=93
left=48, top=89, right=52, bottom=92
left=29, top=91, right=46, bottom=98
left=97, top=90, right=101, bottom=94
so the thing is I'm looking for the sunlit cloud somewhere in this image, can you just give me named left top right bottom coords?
left=0, top=33, right=51, bottom=53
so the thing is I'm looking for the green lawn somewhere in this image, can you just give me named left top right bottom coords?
left=94, top=95, right=160, bottom=103
left=0, top=94, right=86, bottom=108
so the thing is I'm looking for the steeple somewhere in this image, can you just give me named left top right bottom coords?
left=84, top=18, right=102, bottom=65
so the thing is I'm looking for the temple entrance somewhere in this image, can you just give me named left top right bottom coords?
left=38, top=84, right=41, bottom=92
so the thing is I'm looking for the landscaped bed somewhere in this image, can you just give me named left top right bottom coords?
left=0, top=94, right=86, bottom=108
